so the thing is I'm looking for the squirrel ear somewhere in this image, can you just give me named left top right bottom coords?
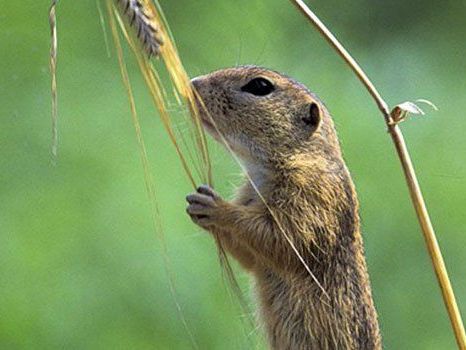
left=302, top=102, right=321, bottom=129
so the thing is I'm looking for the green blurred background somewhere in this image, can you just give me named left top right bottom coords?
left=1, top=1, right=466, bottom=349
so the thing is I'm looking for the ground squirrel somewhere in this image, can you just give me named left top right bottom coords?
left=186, top=66, right=381, bottom=350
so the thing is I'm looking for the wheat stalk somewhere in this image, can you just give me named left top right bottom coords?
left=290, top=1, right=466, bottom=348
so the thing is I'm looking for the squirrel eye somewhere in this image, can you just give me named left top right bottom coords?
left=241, top=78, right=275, bottom=96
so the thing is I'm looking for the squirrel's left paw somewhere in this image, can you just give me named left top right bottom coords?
left=186, top=185, right=225, bottom=230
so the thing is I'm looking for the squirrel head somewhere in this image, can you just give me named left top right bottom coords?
left=191, top=66, right=342, bottom=171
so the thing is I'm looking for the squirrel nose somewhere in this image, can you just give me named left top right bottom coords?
left=190, top=77, right=201, bottom=90
left=191, top=75, right=209, bottom=91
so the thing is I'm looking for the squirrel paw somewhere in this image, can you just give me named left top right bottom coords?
left=186, top=185, right=224, bottom=230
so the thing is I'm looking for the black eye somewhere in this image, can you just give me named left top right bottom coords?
left=241, top=78, right=275, bottom=96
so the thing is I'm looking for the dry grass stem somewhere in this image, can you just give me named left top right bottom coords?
left=290, top=0, right=466, bottom=348
left=96, top=0, right=111, bottom=57
left=49, top=0, right=58, bottom=161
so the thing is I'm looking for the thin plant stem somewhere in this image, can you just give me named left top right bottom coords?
left=290, top=1, right=466, bottom=348
left=49, top=0, right=58, bottom=162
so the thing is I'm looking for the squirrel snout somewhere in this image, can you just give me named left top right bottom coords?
left=190, top=76, right=206, bottom=91
left=190, top=77, right=200, bottom=89
left=191, top=74, right=212, bottom=94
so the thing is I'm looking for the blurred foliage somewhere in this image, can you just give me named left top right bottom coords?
left=1, top=1, right=466, bottom=349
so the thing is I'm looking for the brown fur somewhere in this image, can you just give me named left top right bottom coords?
left=186, top=66, right=382, bottom=349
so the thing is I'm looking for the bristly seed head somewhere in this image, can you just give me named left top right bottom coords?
left=117, top=0, right=164, bottom=57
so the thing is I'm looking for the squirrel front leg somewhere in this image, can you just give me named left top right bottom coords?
left=186, top=185, right=257, bottom=270
left=186, top=185, right=307, bottom=273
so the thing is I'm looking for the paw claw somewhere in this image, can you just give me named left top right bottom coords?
left=186, top=193, right=215, bottom=206
left=197, top=184, right=218, bottom=199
